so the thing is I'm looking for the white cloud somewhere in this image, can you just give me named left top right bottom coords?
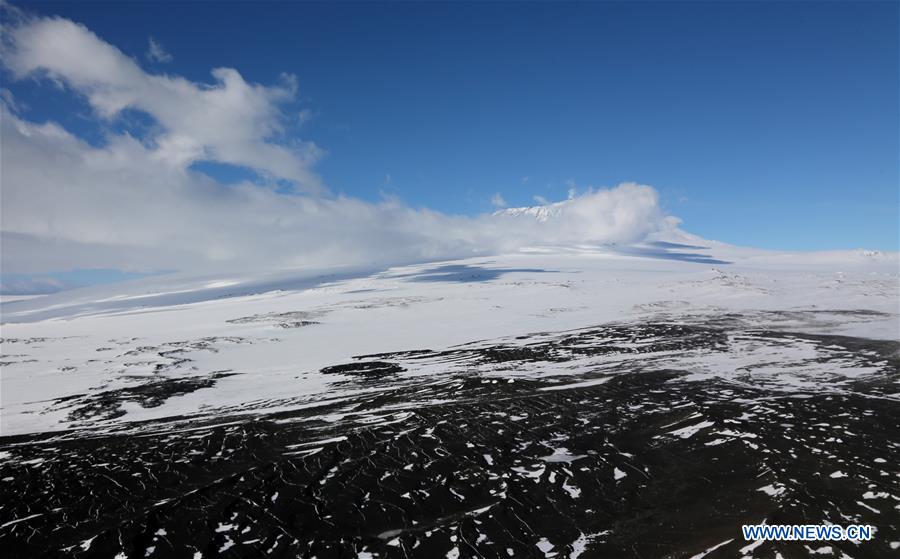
left=297, top=108, right=314, bottom=125
left=146, top=37, right=172, bottom=63
left=490, top=192, right=507, bottom=208
left=0, top=9, right=678, bottom=278
left=0, top=275, right=63, bottom=295
left=3, top=14, right=322, bottom=191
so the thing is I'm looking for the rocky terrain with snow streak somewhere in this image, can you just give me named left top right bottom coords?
left=1, top=241, right=898, bottom=558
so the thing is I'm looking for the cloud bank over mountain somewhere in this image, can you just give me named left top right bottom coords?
left=0, top=8, right=678, bottom=281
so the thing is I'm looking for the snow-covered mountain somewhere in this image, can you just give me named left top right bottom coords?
left=2, top=239, right=896, bottom=435
left=1, top=241, right=898, bottom=557
left=494, top=201, right=569, bottom=222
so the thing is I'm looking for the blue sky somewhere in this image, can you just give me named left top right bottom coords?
left=1, top=1, right=898, bottom=292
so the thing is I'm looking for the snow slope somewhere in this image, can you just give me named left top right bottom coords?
left=1, top=239, right=897, bottom=436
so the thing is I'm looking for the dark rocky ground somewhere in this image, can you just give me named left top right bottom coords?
left=1, top=322, right=898, bottom=558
